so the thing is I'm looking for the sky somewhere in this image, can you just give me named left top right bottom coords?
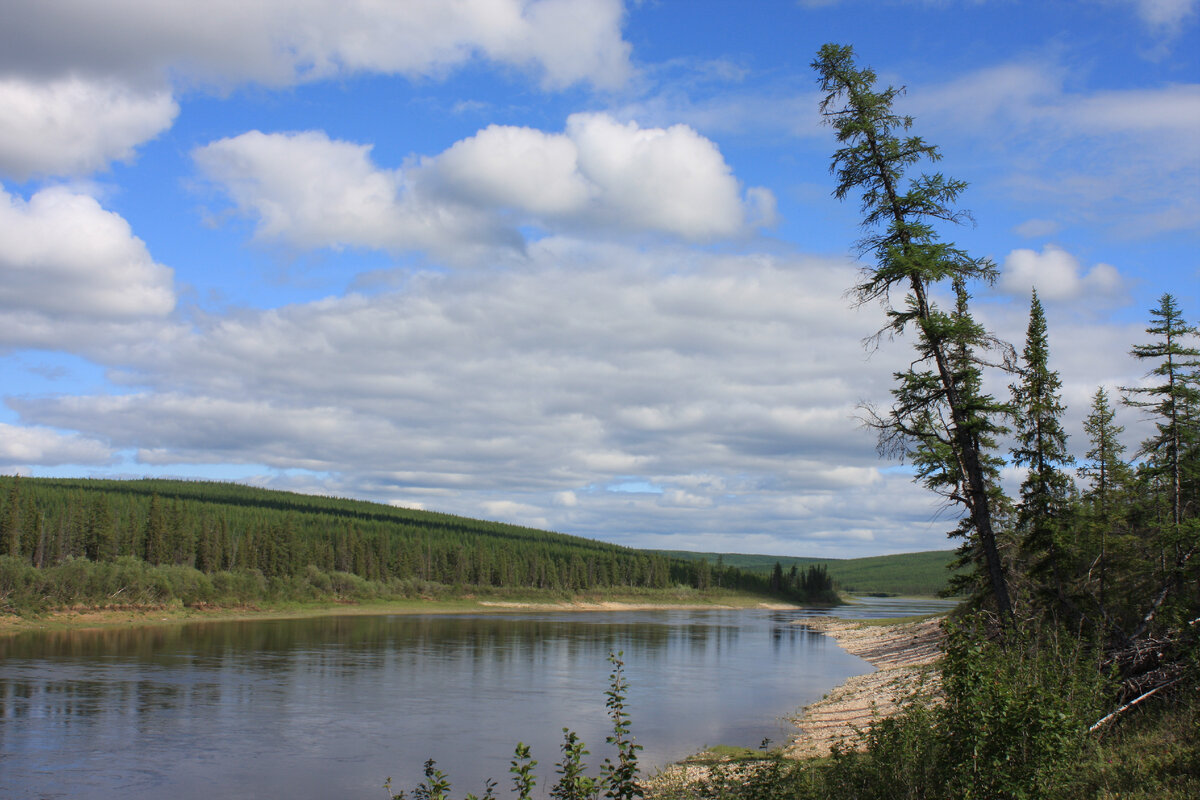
left=0, top=0, right=1197, bottom=559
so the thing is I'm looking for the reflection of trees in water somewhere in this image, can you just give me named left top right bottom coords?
left=0, top=614, right=754, bottom=721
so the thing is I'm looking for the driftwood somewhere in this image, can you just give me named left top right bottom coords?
left=1087, top=617, right=1197, bottom=734
left=1089, top=678, right=1182, bottom=732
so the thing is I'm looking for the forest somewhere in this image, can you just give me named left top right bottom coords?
left=653, top=43, right=1200, bottom=800
left=397, top=45, right=1195, bottom=800
left=469, top=43, right=1199, bottom=800
left=0, top=476, right=837, bottom=611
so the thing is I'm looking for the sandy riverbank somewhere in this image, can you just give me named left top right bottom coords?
left=648, top=615, right=945, bottom=792
left=784, top=616, right=944, bottom=758
left=0, top=596, right=803, bottom=637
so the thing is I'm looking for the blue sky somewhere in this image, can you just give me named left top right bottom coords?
left=0, top=0, right=1197, bottom=558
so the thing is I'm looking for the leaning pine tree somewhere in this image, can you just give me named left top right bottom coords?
left=813, top=43, right=1013, bottom=618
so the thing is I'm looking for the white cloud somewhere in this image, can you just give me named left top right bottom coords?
left=194, top=116, right=772, bottom=257
left=0, top=186, right=176, bottom=350
left=1071, top=84, right=1200, bottom=136
left=998, top=244, right=1128, bottom=303
left=1012, top=218, right=1061, bottom=238
left=913, top=61, right=1200, bottom=237
left=8, top=245, right=910, bottom=551
left=7, top=232, right=1162, bottom=555
left=909, top=62, right=1064, bottom=131
left=431, top=113, right=773, bottom=238
left=0, top=423, right=113, bottom=467
left=0, top=1, right=631, bottom=180
left=0, top=77, right=178, bottom=180
left=193, top=130, right=509, bottom=262
left=1126, top=0, right=1197, bottom=32
left=0, top=0, right=632, bottom=91
left=433, top=124, right=593, bottom=216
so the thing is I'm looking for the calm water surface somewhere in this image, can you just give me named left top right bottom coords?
left=0, top=598, right=954, bottom=799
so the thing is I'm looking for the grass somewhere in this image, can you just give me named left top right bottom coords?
left=1062, top=694, right=1200, bottom=799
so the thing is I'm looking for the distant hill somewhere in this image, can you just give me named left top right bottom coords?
left=0, top=477, right=831, bottom=603
left=653, top=549, right=962, bottom=597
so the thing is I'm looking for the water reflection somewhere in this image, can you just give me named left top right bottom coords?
left=0, top=600, right=953, bottom=799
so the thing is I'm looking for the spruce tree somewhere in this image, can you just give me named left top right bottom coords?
left=1080, top=387, right=1130, bottom=508
left=1122, top=293, right=1199, bottom=528
left=1121, top=294, right=1200, bottom=636
left=1079, top=387, right=1132, bottom=618
left=813, top=43, right=1013, bottom=617
left=1010, top=290, right=1074, bottom=601
left=83, top=495, right=117, bottom=562
left=2, top=477, right=21, bottom=558
left=142, top=493, right=167, bottom=565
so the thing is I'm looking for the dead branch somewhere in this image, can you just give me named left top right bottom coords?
left=1089, top=678, right=1182, bottom=733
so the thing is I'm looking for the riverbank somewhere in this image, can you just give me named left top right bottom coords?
left=785, top=616, right=944, bottom=758
left=649, top=614, right=945, bottom=793
left=0, top=592, right=807, bottom=637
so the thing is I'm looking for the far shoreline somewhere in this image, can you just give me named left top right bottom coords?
left=0, top=593, right=824, bottom=638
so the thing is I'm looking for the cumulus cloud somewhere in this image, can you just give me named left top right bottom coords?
left=0, top=423, right=113, bottom=467
left=193, top=130, right=511, bottom=261
left=194, top=116, right=773, bottom=257
left=8, top=245, right=921, bottom=552
left=0, top=77, right=178, bottom=180
left=430, top=113, right=774, bottom=237
left=0, top=186, right=176, bottom=350
left=998, top=244, right=1127, bottom=303
left=0, top=0, right=632, bottom=91
left=0, top=1, right=631, bottom=180
left=5, top=232, right=1163, bottom=555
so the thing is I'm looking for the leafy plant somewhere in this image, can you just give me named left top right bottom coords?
left=600, top=651, right=643, bottom=800
left=551, top=728, right=597, bottom=800
left=386, top=652, right=642, bottom=800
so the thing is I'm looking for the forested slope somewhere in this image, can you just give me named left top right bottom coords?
left=657, top=550, right=960, bottom=596
left=0, top=477, right=835, bottom=610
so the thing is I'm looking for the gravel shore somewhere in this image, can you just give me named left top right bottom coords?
left=784, top=616, right=945, bottom=758
left=645, top=615, right=946, bottom=794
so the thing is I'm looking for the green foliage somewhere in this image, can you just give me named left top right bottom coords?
left=654, top=550, right=960, bottom=597
left=1010, top=290, right=1074, bottom=571
left=0, top=477, right=804, bottom=612
left=1122, top=293, right=1200, bottom=528
left=813, top=43, right=1013, bottom=617
left=510, top=744, right=538, bottom=800
left=933, top=621, right=1109, bottom=799
left=600, top=652, right=644, bottom=800
left=551, top=729, right=597, bottom=800
left=386, top=652, right=643, bottom=800
left=672, top=619, right=1114, bottom=800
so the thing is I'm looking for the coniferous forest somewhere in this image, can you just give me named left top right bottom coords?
left=667, top=43, right=1200, bottom=800
left=0, top=477, right=837, bottom=611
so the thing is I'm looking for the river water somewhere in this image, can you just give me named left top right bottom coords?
left=0, top=597, right=954, bottom=799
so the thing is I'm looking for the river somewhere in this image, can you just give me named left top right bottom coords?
left=0, top=597, right=954, bottom=799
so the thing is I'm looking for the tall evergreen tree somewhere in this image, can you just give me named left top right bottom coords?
left=142, top=493, right=167, bottom=565
left=1122, top=293, right=1200, bottom=528
left=1121, top=294, right=1200, bottom=637
left=2, top=477, right=21, bottom=558
left=83, top=495, right=117, bottom=562
left=1078, top=386, right=1132, bottom=618
left=1010, top=290, right=1074, bottom=600
left=1080, top=387, right=1130, bottom=509
left=813, top=43, right=1013, bottom=617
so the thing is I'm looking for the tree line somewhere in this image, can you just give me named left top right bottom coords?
left=0, top=477, right=835, bottom=606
